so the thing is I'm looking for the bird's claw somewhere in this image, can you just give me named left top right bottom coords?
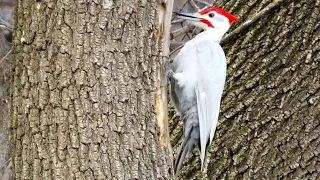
left=163, top=55, right=173, bottom=63
left=161, top=56, right=174, bottom=87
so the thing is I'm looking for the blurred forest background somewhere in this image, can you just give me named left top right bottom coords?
left=0, top=0, right=13, bottom=179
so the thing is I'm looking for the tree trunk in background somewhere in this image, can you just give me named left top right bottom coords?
left=11, top=1, right=172, bottom=179
left=172, top=0, right=320, bottom=179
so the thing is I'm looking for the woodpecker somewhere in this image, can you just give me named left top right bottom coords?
left=165, top=7, right=239, bottom=175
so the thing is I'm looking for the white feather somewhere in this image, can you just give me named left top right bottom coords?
left=196, top=38, right=226, bottom=167
left=173, top=29, right=227, bottom=167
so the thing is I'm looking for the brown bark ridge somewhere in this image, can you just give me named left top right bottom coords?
left=11, top=1, right=173, bottom=179
left=169, top=0, right=320, bottom=179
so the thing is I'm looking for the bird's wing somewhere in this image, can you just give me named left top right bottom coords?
left=195, top=40, right=226, bottom=167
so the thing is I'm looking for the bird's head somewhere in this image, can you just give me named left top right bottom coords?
left=175, top=7, right=239, bottom=33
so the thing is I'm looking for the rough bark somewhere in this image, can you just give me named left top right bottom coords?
left=170, top=0, right=320, bottom=179
left=11, top=1, right=172, bottom=179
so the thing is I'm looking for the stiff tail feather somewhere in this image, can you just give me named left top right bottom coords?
left=174, top=127, right=195, bottom=177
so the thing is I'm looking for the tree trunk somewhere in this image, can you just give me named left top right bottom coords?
left=11, top=1, right=172, bottom=179
left=171, top=0, right=320, bottom=179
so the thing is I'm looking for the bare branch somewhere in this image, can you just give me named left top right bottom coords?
left=0, top=49, right=12, bottom=65
left=170, top=41, right=185, bottom=46
left=172, top=19, right=185, bottom=24
left=171, top=26, right=192, bottom=39
left=189, top=0, right=200, bottom=11
left=194, top=0, right=212, bottom=7
left=169, top=44, right=184, bottom=56
left=0, top=16, right=13, bottom=31
left=0, top=158, right=11, bottom=170
left=179, top=0, right=190, bottom=12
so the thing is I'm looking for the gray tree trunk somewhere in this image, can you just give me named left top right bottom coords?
left=11, top=1, right=172, bottom=179
left=171, top=0, right=320, bottom=179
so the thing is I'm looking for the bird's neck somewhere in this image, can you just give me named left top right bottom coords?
left=204, top=28, right=227, bottom=43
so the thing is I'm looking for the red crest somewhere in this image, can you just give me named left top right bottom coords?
left=199, top=7, right=239, bottom=24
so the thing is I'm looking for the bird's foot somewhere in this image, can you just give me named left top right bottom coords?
left=162, top=56, right=174, bottom=87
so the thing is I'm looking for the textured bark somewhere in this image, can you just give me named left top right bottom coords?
left=170, top=0, right=320, bottom=179
left=11, top=0, right=172, bottom=179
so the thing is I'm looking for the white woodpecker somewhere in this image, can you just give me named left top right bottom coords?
left=165, top=7, right=239, bottom=176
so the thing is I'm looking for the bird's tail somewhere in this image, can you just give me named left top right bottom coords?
left=174, top=127, right=196, bottom=177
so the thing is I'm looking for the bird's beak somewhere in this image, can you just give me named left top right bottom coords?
left=175, top=12, right=202, bottom=22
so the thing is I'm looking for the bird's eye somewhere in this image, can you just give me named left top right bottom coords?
left=208, top=13, right=215, bottom=18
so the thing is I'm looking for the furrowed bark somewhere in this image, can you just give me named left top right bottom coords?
left=11, top=1, right=173, bottom=179
left=170, top=0, right=320, bottom=179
